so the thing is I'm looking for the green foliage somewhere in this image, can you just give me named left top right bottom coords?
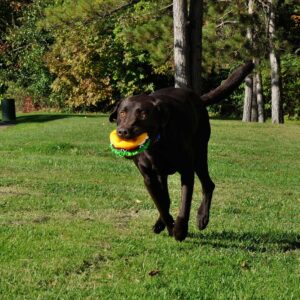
left=206, top=67, right=245, bottom=118
left=43, top=17, right=114, bottom=108
left=0, top=0, right=299, bottom=114
left=40, top=0, right=168, bottom=109
left=0, top=0, right=54, bottom=107
left=0, top=83, right=7, bottom=101
left=203, top=1, right=248, bottom=70
left=115, top=0, right=173, bottom=75
left=277, top=0, right=300, bottom=54
left=260, top=54, right=300, bottom=120
left=0, top=0, right=31, bottom=35
left=204, top=0, right=300, bottom=119
left=281, top=54, right=300, bottom=119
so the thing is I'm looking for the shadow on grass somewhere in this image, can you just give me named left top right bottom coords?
left=188, top=230, right=300, bottom=253
left=209, top=115, right=241, bottom=121
left=15, top=113, right=106, bottom=124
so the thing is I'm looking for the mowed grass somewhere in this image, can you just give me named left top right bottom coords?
left=0, top=113, right=299, bottom=299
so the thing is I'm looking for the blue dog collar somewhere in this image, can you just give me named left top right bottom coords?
left=153, top=134, right=161, bottom=144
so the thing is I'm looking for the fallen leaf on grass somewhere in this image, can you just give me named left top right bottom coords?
left=240, top=261, right=251, bottom=270
left=33, top=216, right=50, bottom=223
left=148, top=269, right=160, bottom=276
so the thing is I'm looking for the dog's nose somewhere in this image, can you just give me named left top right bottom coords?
left=117, top=128, right=130, bottom=139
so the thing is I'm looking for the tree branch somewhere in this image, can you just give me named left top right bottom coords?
left=216, top=20, right=238, bottom=28
left=95, top=0, right=141, bottom=19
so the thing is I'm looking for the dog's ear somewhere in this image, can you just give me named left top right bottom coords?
left=109, top=101, right=121, bottom=123
left=151, top=96, right=170, bottom=128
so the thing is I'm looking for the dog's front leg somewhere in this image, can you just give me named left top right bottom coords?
left=143, top=174, right=174, bottom=236
left=173, top=172, right=195, bottom=241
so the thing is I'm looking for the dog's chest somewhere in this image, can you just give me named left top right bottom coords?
left=151, top=152, right=178, bottom=175
left=142, top=146, right=188, bottom=175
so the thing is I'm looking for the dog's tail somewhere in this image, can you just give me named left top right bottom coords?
left=200, top=61, right=255, bottom=107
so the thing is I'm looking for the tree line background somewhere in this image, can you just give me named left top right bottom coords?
left=0, top=0, right=299, bottom=120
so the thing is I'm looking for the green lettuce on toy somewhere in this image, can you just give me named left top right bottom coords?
left=109, top=129, right=151, bottom=157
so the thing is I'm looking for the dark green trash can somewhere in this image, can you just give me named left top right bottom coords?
left=1, top=99, right=16, bottom=123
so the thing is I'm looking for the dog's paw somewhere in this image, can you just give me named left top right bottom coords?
left=152, top=219, right=166, bottom=234
left=167, top=224, right=174, bottom=236
left=197, top=212, right=209, bottom=230
left=173, top=217, right=188, bottom=241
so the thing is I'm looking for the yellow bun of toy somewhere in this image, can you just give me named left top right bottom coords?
left=110, top=130, right=149, bottom=150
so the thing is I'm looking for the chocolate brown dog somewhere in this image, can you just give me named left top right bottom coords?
left=110, top=62, right=254, bottom=241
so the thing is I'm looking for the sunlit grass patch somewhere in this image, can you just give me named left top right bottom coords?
left=0, top=113, right=299, bottom=299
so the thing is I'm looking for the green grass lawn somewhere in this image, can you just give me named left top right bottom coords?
left=0, top=113, right=299, bottom=299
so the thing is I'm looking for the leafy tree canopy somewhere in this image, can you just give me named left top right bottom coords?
left=0, top=0, right=299, bottom=117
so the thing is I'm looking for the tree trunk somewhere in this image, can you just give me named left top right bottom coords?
left=269, top=50, right=283, bottom=123
left=268, top=0, right=284, bottom=123
left=173, top=0, right=190, bottom=88
left=243, top=0, right=254, bottom=122
left=243, top=75, right=253, bottom=122
left=256, top=69, right=265, bottom=123
left=189, top=0, right=203, bottom=95
left=251, top=75, right=258, bottom=122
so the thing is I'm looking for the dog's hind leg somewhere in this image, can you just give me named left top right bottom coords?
left=195, top=145, right=215, bottom=230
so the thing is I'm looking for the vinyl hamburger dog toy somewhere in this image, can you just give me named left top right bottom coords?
left=109, top=129, right=151, bottom=157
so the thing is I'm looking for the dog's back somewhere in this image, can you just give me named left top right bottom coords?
left=151, top=87, right=211, bottom=147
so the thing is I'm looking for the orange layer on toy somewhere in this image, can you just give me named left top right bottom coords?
left=110, top=130, right=149, bottom=150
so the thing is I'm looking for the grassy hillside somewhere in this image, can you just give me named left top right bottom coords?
left=0, top=114, right=299, bottom=299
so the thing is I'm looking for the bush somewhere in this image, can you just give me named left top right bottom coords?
left=281, top=54, right=300, bottom=119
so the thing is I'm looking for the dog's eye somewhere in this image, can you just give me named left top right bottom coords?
left=140, top=111, right=147, bottom=120
left=119, top=111, right=127, bottom=118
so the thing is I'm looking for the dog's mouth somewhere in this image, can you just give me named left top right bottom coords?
left=117, top=127, right=147, bottom=140
left=111, top=139, right=151, bottom=156
left=110, top=131, right=151, bottom=157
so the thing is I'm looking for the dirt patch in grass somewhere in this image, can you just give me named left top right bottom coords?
left=0, top=186, right=32, bottom=197
left=0, top=123, right=15, bottom=129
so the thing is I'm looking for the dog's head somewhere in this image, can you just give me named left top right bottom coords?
left=109, top=94, right=169, bottom=139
